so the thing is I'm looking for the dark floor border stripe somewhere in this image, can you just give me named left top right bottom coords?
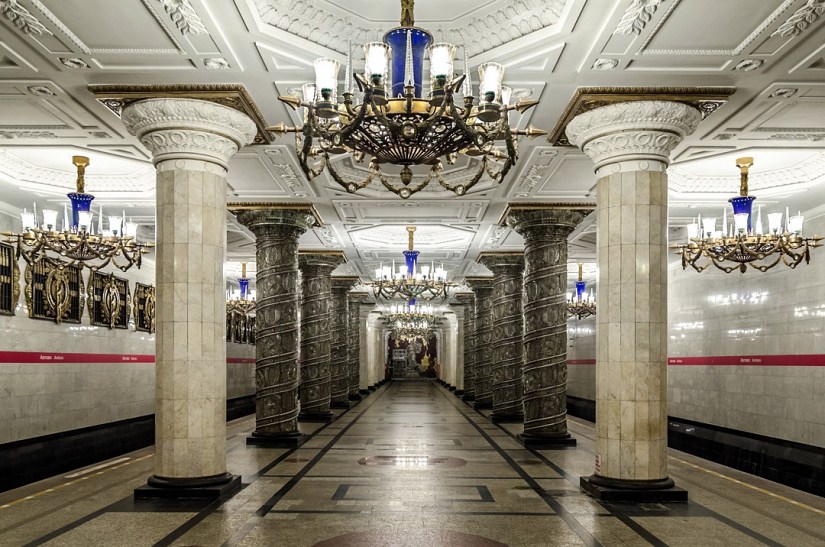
left=434, top=385, right=605, bottom=547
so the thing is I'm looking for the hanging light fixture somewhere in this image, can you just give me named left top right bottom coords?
left=386, top=300, right=436, bottom=331
left=673, top=157, right=822, bottom=273
left=371, top=226, right=453, bottom=301
left=2, top=156, right=152, bottom=272
left=266, top=0, right=545, bottom=199
left=226, top=262, right=256, bottom=315
left=567, top=263, right=596, bottom=320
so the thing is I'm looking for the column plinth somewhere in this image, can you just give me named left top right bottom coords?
left=331, top=277, right=359, bottom=408
left=478, top=253, right=525, bottom=423
left=121, top=98, right=256, bottom=499
left=297, top=252, right=345, bottom=422
left=566, top=100, right=701, bottom=502
left=507, top=207, right=589, bottom=448
left=233, top=209, right=317, bottom=447
left=465, top=277, right=494, bottom=409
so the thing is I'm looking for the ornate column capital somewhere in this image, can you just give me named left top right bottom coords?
left=464, top=276, right=495, bottom=293
left=331, top=276, right=360, bottom=293
left=234, top=209, right=317, bottom=240
left=477, top=252, right=525, bottom=275
left=454, top=292, right=475, bottom=305
left=122, top=98, right=257, bottom=170
left=298, top=251, right=346, bottom=275
left=565, top=100, right=702, bottom=173
left=506, top=207, right=590, bottom=242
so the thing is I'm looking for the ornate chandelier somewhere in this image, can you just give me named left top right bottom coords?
left=226, top=262, right=256, bottom=315
left=267, top=0, right=544, bottom=199
left=567, top=263, right=596, bottom=320
left=371, top=226, right=452, bottom=301
left=2, top=156, right=152, bottom=272
left=673, top=157, right=822, bottom=273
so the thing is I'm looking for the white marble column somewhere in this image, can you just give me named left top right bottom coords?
left=122, top=98, right=256, bottom=498
left=566, top=100, right=701, bottom=501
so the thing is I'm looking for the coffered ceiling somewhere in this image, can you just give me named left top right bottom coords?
left=0, top=0, right=824, bottom=290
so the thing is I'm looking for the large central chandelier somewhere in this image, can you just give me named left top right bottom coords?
left=386, top=301, right=436, bottom=337
left=371, top=226, right=452, bottom=301
left=267, top=0, right=544, bottom=199
left=567, top=263, right=596, bottom=320
left=673, top=157, right=822, bottom=273
left=2, top=156, right=152, bottom=272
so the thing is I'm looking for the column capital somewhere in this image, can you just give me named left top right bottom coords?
left=464, top=276, right=495, bottom=292
left=566, top=100, right=701, bottom=172
left=477, top=252, right=525, bottom=275
left=348, top=291, right=368, bottom=303
left=233, top=208, right=318, bottom=239
left=122, top=98, right=256, bottom=169
left=504, top=206, right=591, bottom=241
left=454, top=292, right=475, bottom=305
left=298, top=250, right=347, bottom=273
left=331, top=276, right=360, bottom=293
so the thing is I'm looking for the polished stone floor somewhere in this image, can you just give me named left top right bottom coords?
left=2, top=380, right=825, bottom=546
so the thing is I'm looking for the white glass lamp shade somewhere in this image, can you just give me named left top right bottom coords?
left=108, top=215, right=122, bottom=235
left=500, top=86, right=512, bottom=107
left=421, top=265, right=430, bottom=277
left=77, top=211, right=93, bottom=232
left=686, top=223, right=699, bottom=240
left=364, top=42, right=390, bottom=79
left=42, top=209, right=58, bottom=230
left=21, top=210, right=35, bottom=230
left=313, top=58, right=340, bottom=100
left=301, top=83, right=316, bottom=103
left=701, top=217, right=716, bottom=236
left=789, top=214, right=804, bottom=234
left=429, top=43, right=456, bottom=79
left=733, top=213, right=749, bottom=234
left=767, top=212, right=783, bottom=234
left=125, top=220, right=138, bottom=238
left=478, top=62, right=504, bottom=101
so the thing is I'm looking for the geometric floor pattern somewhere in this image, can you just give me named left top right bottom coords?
left=2, top=380, right=825, bottom=546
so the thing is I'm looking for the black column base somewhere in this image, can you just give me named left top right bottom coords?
left=474, top=400, right=492, bottom=410
left=359, top=389, right=370, bottom=396
left=462, top=393, right=476, bottom=402
left=448, top=386, right=457, bottom=392
left=246, top=430, right=306, bottom=448
left=518, top=431, right=577, bottom=448
left=331, top=400, right=351, bottom=409
left=298, top=411, right=334, bottom=423
left=490, top=412, right=524, bottom=424
left=348, top=393, right=362, bottom=402
left=454, top=389, right=464, bottom=397
left=135, top=472, right=241, bottom=500
left=580, top=475, right=688, bottom=503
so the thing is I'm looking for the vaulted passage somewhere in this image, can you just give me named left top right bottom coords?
left=3, top=381, right=825, bottom=546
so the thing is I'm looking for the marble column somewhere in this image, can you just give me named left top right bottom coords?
left=478, top=253, right=525, bottom=423
left=566, top=100, right=701, bottom=501
left=330, top=277, right=358, bottom=408
left=121, top=98, right=256, bottom=498
left=232, top=207, right=318, bottom=447
left=464, top=276, right=495, bottom=410
left=455, top=292, right=476, bottom=401
left=348, top=291, right=367, bottom=401
left=507, top=206, right=590, bottom=448
left=297, top=251, right=345, bottom=422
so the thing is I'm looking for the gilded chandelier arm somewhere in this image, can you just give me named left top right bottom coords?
left=325, top=156, right=380, bottom=193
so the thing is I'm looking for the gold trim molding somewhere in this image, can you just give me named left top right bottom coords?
left=548, top=86, right=736, bottom=146
left=498, top=202, right=596, bottom=226
left=89, top=83, right=272, bottom=145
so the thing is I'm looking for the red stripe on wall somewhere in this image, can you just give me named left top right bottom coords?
left=667, top=355, right=825, bottom=367
left=0, top=351, right=256, bottom=364
left=567, top=359, right=596, bottom=365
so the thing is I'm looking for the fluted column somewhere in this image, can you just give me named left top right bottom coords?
left=347, top=291, right=367, bottom=401
left=297, top=251, right=345, bottom=422
left=567, top=99, right=701, bottom=501
left=122, top=98, right=256, bottom=498
left=464, top=277, right=495, bottom=409
left=232, top=207, right=318, bottom=447
left=330, top=277, right=358, bottom=408
left=478, top=253, right=525, bottom=423
left=455, top=293, right=476, bottom=401
left=507, top=206, right=590, bottom=448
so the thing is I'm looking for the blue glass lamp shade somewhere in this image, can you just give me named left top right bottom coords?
left=384, top=27, right=433, bottom=98
left=403, top=249, right=419, bottom=276
left=729, top=195, right=756, bottom=232
left=67, top=192, right=94, bottom=231
left=575, top=281, right=587, bottom=301
left=239, top=278, right=250, bottom=300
